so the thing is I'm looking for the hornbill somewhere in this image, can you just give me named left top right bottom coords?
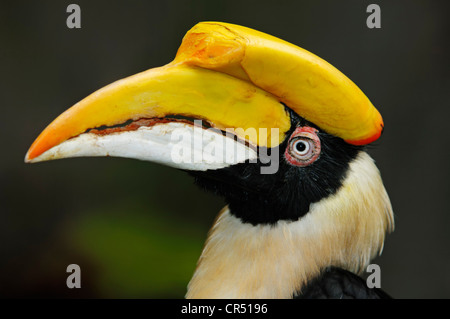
left=25, top=22, right=394, bottom=299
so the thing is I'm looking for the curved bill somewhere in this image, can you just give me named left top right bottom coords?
left=25, top=64, right=288, bottom=169
left=26, top=21, right=384, bottom=169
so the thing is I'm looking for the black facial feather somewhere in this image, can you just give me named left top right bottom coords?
left=190, top=108, right=363, bottom=225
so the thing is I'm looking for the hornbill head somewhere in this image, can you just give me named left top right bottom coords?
left=25, top=22, right=394, bottom=298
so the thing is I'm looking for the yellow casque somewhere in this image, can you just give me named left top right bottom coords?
left=176, top=22, right=383, bottom=145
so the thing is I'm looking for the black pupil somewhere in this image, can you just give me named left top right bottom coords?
left=295, top=140, right=307, bottom=153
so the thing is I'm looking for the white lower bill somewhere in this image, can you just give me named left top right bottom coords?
left=28, top=122, right=258, bottom=171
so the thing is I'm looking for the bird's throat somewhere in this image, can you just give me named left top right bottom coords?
left=185, top=208, right=323, bottom=298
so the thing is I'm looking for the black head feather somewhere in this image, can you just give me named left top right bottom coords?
left=190, top=108, right=363, bottom=225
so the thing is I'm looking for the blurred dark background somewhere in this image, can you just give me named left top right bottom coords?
left=1, top=0, right=449, bottom=298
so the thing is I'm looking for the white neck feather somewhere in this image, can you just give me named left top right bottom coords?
left=186, top=152, right=394, bottom=298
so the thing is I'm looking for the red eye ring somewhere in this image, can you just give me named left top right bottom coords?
left=284, top=127, right=321, bottom=167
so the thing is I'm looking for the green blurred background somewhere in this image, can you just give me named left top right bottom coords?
left=1, top=0, right=449, bottom=298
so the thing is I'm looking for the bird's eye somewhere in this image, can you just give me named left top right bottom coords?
left=291, top=138, right=312, bottom=157
left=285, top=127, right=321, bottom=167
